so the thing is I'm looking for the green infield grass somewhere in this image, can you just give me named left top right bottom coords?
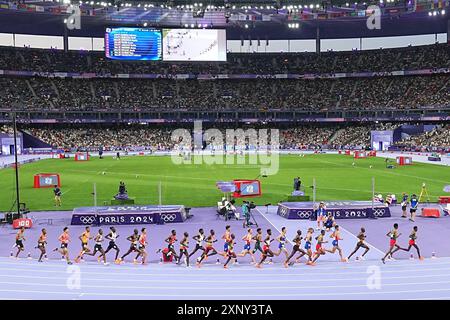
left=0, top=154, right=448, bottom=211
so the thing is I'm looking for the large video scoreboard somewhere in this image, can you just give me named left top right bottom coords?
left=105, top=27, right=226, bottom=62
left=105, top=27, right=162, bottom=61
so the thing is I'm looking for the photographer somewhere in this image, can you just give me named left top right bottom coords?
left=243, top=201, right=256, bottom=228
left=242, top=201, right=249, bottom=228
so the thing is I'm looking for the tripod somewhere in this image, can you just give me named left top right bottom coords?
left=243, top=207, right=259, bottom=228
left=418, top=183, right=430, bottom=203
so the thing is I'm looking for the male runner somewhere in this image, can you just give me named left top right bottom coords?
left=100, top=226, right=120, bottom=263
left=197, top=229, right=219, bottom=267
left=189, top=228, right=205, bottom=258
left=117, top=229, right=142, bottom=263
left=135, top=228, right=148, bottom=264
left=74, top=226, right=92, bottom=263
left=327, top=225, right=347, bottom=262
left=53, top=227, right=72, bottom=264
left=255, top=229, right=275, bottom=268
left=381, top=223, right=402, bottom=264
left=223, top=234, right=238, bottom=269
left=398, top=226, right=424, bottom=260
left=303, top=228, right=314, bottom=262
left=252, top=228, right=264, bottom=255
left=284, top=230, right=308, bottom=267
left=222, top=225, right=232, bottom=256
left=238, top=228, right=256, bottom=264
left=347, top=227, right=370, bottom=261
left=14, top=227, right=26, bottom=258
left=36, top=228, right=47, bottom=262
left=179, top=232, right=190, bottom=267
left=163, top=230, right=180, bottom=263
left=274, top=227, right=289, bottom=258
left=85, top=229, right=109, bottom=265
left=308, top=229, right=328, bottom=265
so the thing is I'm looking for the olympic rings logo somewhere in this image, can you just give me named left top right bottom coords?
left=160, top=213, right=177, bottom=222
left=373, top=209, right=386, bottom=217
left=296, top=210, right=311, bottom=219
left=79, top=216, right=96, bottom=224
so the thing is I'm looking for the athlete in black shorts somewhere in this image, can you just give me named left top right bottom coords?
left=284, top=230, right=307, bottom=267
left=179, top=232, right=190, bottom=267
left=36, top=228, right=47, bottom=262
left=85, top=229, right=108, bottom=265
left=347, top=227, right=370, bottom=261
left=252, top=228, right=263, bottom=254
left=118, top=229, right=141, bottom=263
left=14, top=227, right=26, bottom=258
left=100, top=226, right=120, bottom=263
left=189, top=228, right=205, bottom=258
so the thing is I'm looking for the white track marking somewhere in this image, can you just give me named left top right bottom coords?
left=338, top=225, right=385, bottom=255
left=1, top=272, right=449, bottom=284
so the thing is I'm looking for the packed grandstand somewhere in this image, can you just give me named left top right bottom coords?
left=0, top=42, right=449, bottom=152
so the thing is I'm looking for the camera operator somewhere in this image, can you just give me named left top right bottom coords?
left=243, top=201, right=256, bottom=228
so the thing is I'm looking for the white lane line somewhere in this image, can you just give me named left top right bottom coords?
left=3, top=279, right=450, bottom=291
left=255, top=207, right=384, bottom=255
left=1, top=256, right=449, bottom=270
left=338, top=225, right=385, bottom=255
left=1, top=265, right=450, bottom=278
left=254, top=207, right=291, bottom=245
left=1, top=272, right=449, bottom=284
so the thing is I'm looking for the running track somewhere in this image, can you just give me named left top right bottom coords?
left=1, top=206, right=450, bottom=300
left=1, top=256, right=450, bottom=300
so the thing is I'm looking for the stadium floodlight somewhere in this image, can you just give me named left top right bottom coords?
left=143, top=22, right=148, bottom=27
left=316, top=4, right=320, bottom=8
left=190, top=23, right=195, bottom=28
left=433, top=11, right=437, bottom=16
left=184, top=23, right=188, bottom=27
left=441, top=9, right=445, bottom=15
left=309, top=4, right=313, bottom=9
left=245, top=24, right=249, bottom=28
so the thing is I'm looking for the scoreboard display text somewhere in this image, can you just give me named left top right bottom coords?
left=105, top=27, right=162, bottom=61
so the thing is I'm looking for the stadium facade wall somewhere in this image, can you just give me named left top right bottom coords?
left=0, top=32, right=446, bottom=53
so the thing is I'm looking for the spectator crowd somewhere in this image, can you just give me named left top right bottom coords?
left=12, top=123, right=448, bottom=151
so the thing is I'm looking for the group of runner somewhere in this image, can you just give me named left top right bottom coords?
left=12, top=221, right=424, bottom=267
